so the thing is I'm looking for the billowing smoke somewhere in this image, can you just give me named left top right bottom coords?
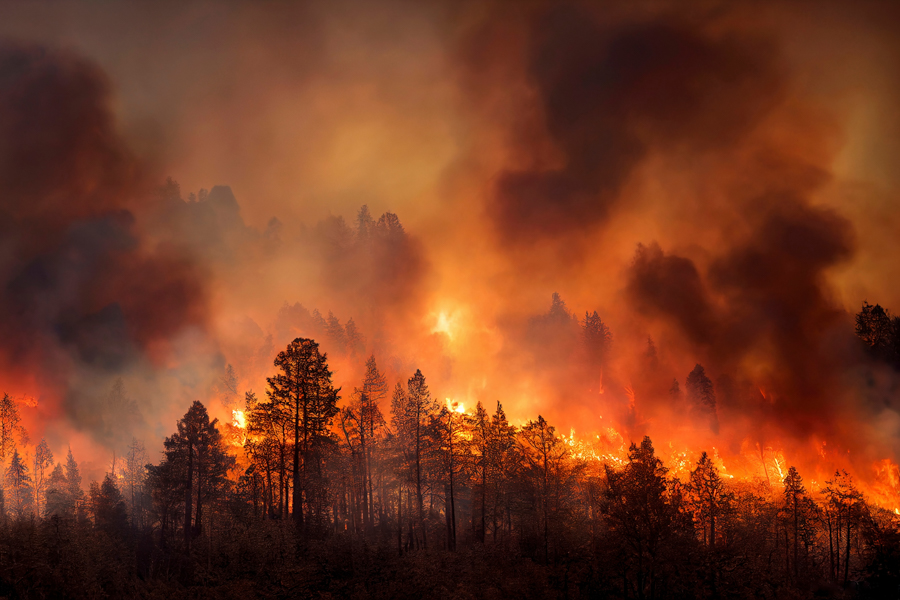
left=0, top=43, right=212, bottom=449
left=487, top=6, right=782, bottom=245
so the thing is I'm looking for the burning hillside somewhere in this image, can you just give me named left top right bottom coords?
left=0, top=0, right=899, bottom=597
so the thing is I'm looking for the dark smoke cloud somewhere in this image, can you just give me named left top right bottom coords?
left=625, top=202, right=856, bottom=436
left=0, top=44, right=137, bottom=234
left=0, top=42, right=210, bottom=444
left=486, top=5, right=783, bottom=244
left=625, top=242, right=718, bottom=348
left=709, top=202, right=855, bottom=395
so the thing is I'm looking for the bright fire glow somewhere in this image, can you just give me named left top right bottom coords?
left=432, top=310, right=458, bottom=340
left=446, top=399, right=466, bottom=414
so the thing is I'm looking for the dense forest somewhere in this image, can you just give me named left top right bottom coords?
left=0, top=303, right=894, bottom=599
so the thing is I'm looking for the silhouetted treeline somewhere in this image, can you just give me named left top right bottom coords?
left=856, top=301, right=900, bottom=370
left=0, top=304, right=895, bottom=598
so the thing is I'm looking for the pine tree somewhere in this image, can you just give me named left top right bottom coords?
left=583, top=310, right=612, bottom=366
left=823, top=470, right=862, bottom=584
left=782, top=466, right=816, bottom=580
left=244, top=390, right=291, bottom=519
left=548, top=292, right=570, bottom=323
left=125, top=438, right=147, bottom=530
left=65, top=447, right=85, bottom=519
left=431, top=400, right=470, bottom=551
left=688, top=451, right=731, bottom=548
left=149, top=401, right=234, bottom=551
left=391, top=370, right=439, bottom=549
left=267, top=338, right=339, bottom=531
left=357, top=205, right=375, bottom=241
left=603, top=436, right=675, bottom=597
left=325, top=312, right=347, bottom=354
left=338, top=356, right=387, bottom=532
left=45, top=462, right=70, bottom=518
left=855, top=301, right=900, bottom=367
left=669, top=378, right=682, bottom=403
left=686, top=364, right=719, bottom=433
left=220, top=364, right=239, bottom=410
left=32, top=439, right=53, bottom=518
left=0, top=394, right=28, bottom=461
left=472, top=402, right=491, bottom=544
left=6, top=448, right=34, bottom=518
left=90, top=473, right=129, bottom=539
left=345, top=318, right=365, bottom=355
left=519, top=415, right=568, bottom=563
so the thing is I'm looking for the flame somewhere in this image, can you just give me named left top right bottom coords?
left=445, top=399, right=466, bottom=414
left=232, top=409, right=246, bottom=429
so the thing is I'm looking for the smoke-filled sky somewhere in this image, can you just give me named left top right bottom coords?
left=2, top=0, right=900, bottom=490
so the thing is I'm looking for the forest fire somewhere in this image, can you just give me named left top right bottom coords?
left=232, top=409, right=247, bottom=430
left=1, top=0, right=900, bottom=597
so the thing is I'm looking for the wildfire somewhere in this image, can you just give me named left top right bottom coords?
left=561, top=427, right=628, bottom=466
left=445, top=399, right=466, bottom=414
left=232, top=409, right=246, bottom=429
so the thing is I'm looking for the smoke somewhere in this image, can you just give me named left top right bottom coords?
left=486, top=5, right=783, bottom=245
left=0, top=43, right=212, bottom=450
left=626, top=242, right=718, bottom=348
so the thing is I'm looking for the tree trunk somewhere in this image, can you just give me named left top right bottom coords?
left=293, top=395, right=303, bottom=530
left=415, top=420, right=426, bottom=550
left=397, top=482, right=403, bottom=556
left=184, top=437, right=193, bottom=552
left=793, top=495, right=799, bottom=580
left=844, top=517, right=851, bottom=584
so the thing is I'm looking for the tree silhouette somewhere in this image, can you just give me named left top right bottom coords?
left=32, top=438, right=53, bottom=518
left=781, top=466, right=816, bottom=581
left=148, top=401, right=233, bottom=551
left=391, top=370, right=438, bottom=550
left=90, top=473, right=128, bottom=539
left=604, top=436, right=675, bottom=599
left=44, top=462, right=69, bottom=518
left=856, top=301, right=900, bottom=367
left=267, top=338, right=339, bottom=532
left=0, top=394, right=28, bottom=462
left=6, top=448, right=33, bottom=518
left=688, top=451, right=731, bottom=548
left=583, top=310, right=612, bottom=367
left=64, top=447, right=85, bottom=521
left=686, top=364, right=718, bottom=433
left=519, top=415, right=569, bottom=563
left=338, top=355, right=386, bottom=533
left=823, top=470, right=864, bottom=584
